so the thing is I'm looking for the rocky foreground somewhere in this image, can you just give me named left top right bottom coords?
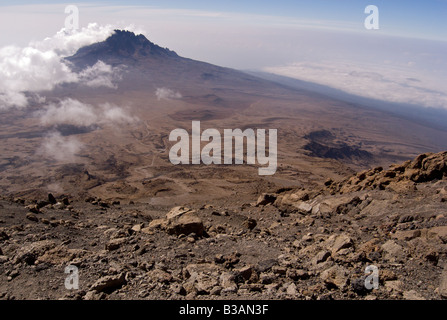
left=1, top=152, right=447, bottom=300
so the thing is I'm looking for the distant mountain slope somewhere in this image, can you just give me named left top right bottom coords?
left=64, top=30, right=290, bottom=95
left=248, top=71, right=447, bottom=132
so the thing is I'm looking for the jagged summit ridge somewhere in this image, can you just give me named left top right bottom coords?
left=104, top=30, right=178, bottom=58
left=66, top=29, right=178, bottom=67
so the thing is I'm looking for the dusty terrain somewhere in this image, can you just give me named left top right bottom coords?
left=1, top=31, right=447, bottom=204
left=0, top=151, right=447, bottom=300
left=1, top=31, right=447, bottom=300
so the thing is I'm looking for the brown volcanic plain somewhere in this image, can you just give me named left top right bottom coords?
left=1, top=30, right=446, bottom=206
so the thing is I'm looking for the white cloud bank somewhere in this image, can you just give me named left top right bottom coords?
left=265, top=60, right=447, bottom=110
left=78, top=61, right=122, bottom=89
left=37, top=98, right=137, bottom=127
left=155, top=87, right=182, bottom=100
left=0, top=23, right=119, bottom=110
left=36, top=98, right=137, bottom=162
left=40, top=131, right=83, bottom=162
left=31, top=23, right=115, bottom=56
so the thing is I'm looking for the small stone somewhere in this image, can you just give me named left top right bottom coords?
left=49, top=220, right=60, bottom=227
left=265, top=283, right=280, bottom=294
left=235, top=266, right=253, bottom=281
left=147, top=269, right=173, bottom=284
left=367, top=251, right=381, bottom=262
left=98, top=201, right=109, bottom=208
left=427, top=226, right=447, bottom=243
left=403, top=290, right=425, bottom=300
left=381, top=240, right=406, bottom=263
left=166, top=206, right=192, bottom=220
left=0, top=230, right=9, bottom=241
left=220, top=272, right=237, bottom=293
left=26, top=213, right=38, bottom=222
left=131, top=224, right=142, bottom=232
left=27, top=205, right=39, bottom=214
left=246, top=283, right=264, bottom=292
left=398, top=214, right=414, bottom=224
left=287, top=268, right=309, bottom=280
left=351, top=277, right=370, bottom=295
left=259, top=272, right=276, bottom=284
left=84, top=290, right=106, bottom=300
left=425, top=251, right=439, bottom=265
left=317, top=293, right=333, bottom=300
left=286, top=283, right=298, bottom=296
left=13, top=240, right=56, bottom=265
left=312, top=250, right=331, bottom=265
left=320, top=265, right=349, bottom=289
left=384, top=280, right=403, bottom=293
left=105, top=238, right=126, bottom=251
left=272, top=266, right=287, bottom=275
left=90, top=273, right=127, bottom=293
left=392, top=230, right=421, bottom=241
left=48, top=193, right=57, bottom=204
left=214, top=254, right=225, bottom=264
left=302, top=233, right=313, bottom=242
left=295, top=202, right=313, bottom=214
left=439, top=265, right=447, bottom=299
left=256, top=193, right=276, bottom=206
left=256, top=259, right=277, bottom=272
left=171, top=283, right=186, bottom=296
left=329, top=234, right=353, bottom=254
left=292, top=240, right=301, bottom=248
left=166, top=213, right=204, bottom=237
left=14, top=198, right=25, bottom=204
left=222, top=253, right=240, bottom=268
left=381, top=269, right=397, bottom=281
left=9, top=270, right=19, bottom=279
left=54, top=202, right=66, bottom=210
left=242, top=218, right=257, bottom=230
left=37, top=200, right=49, bottom=209
left=210, top=286, right=222, bottom=296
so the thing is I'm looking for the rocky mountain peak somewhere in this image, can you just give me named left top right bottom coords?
left=105, top=30, right=177, bottom=57
left=66, top=29, right=178, bottom=67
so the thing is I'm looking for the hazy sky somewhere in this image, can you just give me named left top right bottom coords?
left=1, top=0, right=446, bottom=42
left=0, top=1, right=446, bottom=110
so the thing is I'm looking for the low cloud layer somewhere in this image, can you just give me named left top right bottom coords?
left=77, top=61, right=122, bottom=89
left=0, top=23, right=118, bottom=109
left=265, top=60, right=447, bottom=110
left=32, top=23, right=115, bottom=56
left=156, top=87, right=182, bottom=101
left=37, top=98, right=137, bottom=127
left=0, top=45, right=77, bottom=108
left=40, top=131, right=83, bottom=162
left=36, top=98, right=137, bottom=162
